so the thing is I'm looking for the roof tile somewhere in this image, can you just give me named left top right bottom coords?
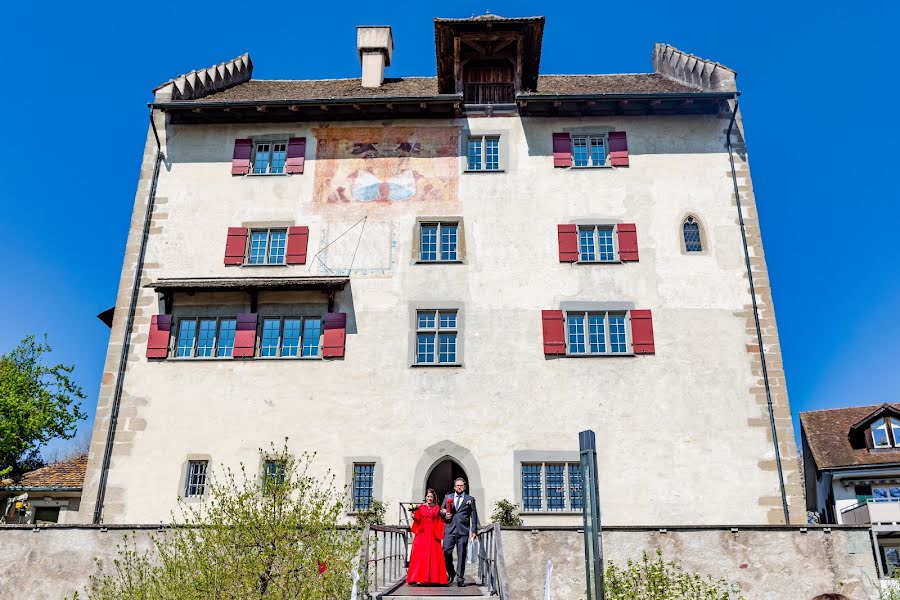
left=1, top=454, right=87, bottom=489
left=801, top=405, right=900, bottom=470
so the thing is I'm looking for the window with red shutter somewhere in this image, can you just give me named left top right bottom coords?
left=147, top=315, right=172, bottom=358
left=232, top=139, right=253, bottom=175
left=224, top=227, right=248, bottom=265
left=616, top=223, right=639, bottom=262
left=630, top=309, right=655, bottom=354
left=232, top=313, right=258, bottom=357
left=552, top=133, right=572, bottom=167
left=557, top=225, right=578, bottom=262
left=323, top=313, right=347, bottom=358
left=608, top=131, right=629, bottom=167
left=541, top=310, right=566, bottom=355
left=285, top=137, right=306, bottom=174
left=286, top=226, right=309, bottom=264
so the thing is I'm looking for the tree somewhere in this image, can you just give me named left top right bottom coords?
left=0, top=335, right=86, bottom=477
left=490, top=498, right=523, bottom=526
left=605, top=550, right=744, bottom=600
left=74, top=443, right=363, bottom=599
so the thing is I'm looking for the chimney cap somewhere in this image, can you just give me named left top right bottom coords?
left=356, top=25, right=393, bottom=66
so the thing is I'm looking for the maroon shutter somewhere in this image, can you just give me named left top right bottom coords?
left=285, top=137, right=306, bottom=174
left=608, top=131, right=629, bottom=167
left=323, top=313, right=347, bottom=358
left=233, top=313, right=258, bottom=357
left=631, top=310, right=655, bottom=354
left=232, top=139, right=253, bottom=175
left=558, top=224, right=578, bottom=262
left=286, top=226, right=309, bottom=264
left=224, top=227, right=248, bottom=265
left=552, top=133, right=572, bottom=167
left=542, top=310, right=566, bottom=355
left=617, top=223, right=639, bottom=261
left=147, top=315, right=172, bottom=359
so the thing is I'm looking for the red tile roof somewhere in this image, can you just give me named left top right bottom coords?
left=801, top=405, right=900, bottom=470
left=0, top=454, right=87, bottom=489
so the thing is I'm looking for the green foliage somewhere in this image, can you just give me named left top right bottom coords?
left=881, top=585, right=900, bottom=600
left=0, top=335, right=86, bottom=476
left=355, top=499, right=387, bottom=527
left=604, top=550, right=744, bottom=600
left=491, top=498, right=523, bottom=526
left=73, top=443, right=362, bottom=600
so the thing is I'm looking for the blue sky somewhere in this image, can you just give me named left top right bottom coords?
left=2, top=1, right=898, bottom=456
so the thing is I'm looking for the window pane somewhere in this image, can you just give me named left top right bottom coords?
left=467, top=138, right=482, bottom=170
left=588, top=315, right=606, bottom=354
left=609, top=314, right=627, bottom=353
left=891, top=418, right=900, bottom=448
left=684, top=219, right=702, bottom=252
left=353, top=464, right=375, bottom=511
left=522, top=464, right=542, bottom=511
left=281, top=319, right=301, bottom=357
left=302, top=319, right=322, bottom=357
left=874, top=419, right=891, bottom=448
left=573, top=137, right=588, bottom=167
left=248, top=231, right=268, bottom=264
left=439, top=333, right=457, bottom=363
left=485, top=138, right=500, bottom=170
left=196, top=319, right=217, bottom=357
left=546, top=464, right=566, bottom=511
left=875, top=487, right=891, bottom=501
left=416, top=333, right=435, bottom=364
left=589, top=137, right=606, bottom=166
left=597, top=228, right=615, bottom=261
left=578, top=228, right=596, bottom=261
left=261, top=319, right=281, bottom=357
left=217, top=319, right=236, bottom=357
left=253, top=143, right=271, bottom=174
left=568, top=464, right=583, bottom=510
left=264, top=460, right=285, bottom=486
left=176, top=320, right=196, bottom=357
left=270, top=142, right=287, bottom=174
left=439, top=311, right=457, bottom=329
left=567, top=314, right=586, bottom=354
left=421, top=225, right=438, bottom=261
left=417, top=311, right=436, bottom=329
left=268, top=230, right=287, bottom=264
left=441, top=224, right=458, bottom=261
left=186, top=461, right=208, bottom=497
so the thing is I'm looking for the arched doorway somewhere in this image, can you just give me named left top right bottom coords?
left=425, top=458, right=468, bottom=502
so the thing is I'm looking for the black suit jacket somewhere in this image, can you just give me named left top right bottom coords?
left=442, top=493, right=479, bottom=537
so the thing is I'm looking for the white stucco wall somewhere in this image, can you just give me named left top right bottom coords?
left=78, top=112, right=799, bottom=526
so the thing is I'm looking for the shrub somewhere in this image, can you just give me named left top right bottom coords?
left=604, top=550, right=744, bottom=600
left=491, top=498, right=523, bottom=526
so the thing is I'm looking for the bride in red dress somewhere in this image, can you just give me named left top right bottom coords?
left=406, top=488, right=449, bottom=586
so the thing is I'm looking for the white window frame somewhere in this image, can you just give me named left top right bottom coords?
left=414, top=309, right=460, bottom=366
left=251, top=140, right=288, bottom=175
left=466, top=135, right=502, bottom=172
left=418, top=221, right=460, bottom=263
left=520, top=461, right=584, bottom=513
left=184, top=460, right=209, bottom=497
left=577, top=225, right=618, bottom=263
left=570, top=134, right=609, bottom=168
left=258, top=316, right=323, bottom=359
left=565, top=311, right=632, bottom=356
left=174, top=317, right=238, bottom=359
left=246, top=228, right=288, bottom=266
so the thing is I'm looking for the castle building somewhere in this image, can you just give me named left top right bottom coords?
left=78, top=15, right=804, bottom=525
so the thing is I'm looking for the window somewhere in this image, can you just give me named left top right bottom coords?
left=571, top=135, right=607, bottom=167
left=352, top=463, right=375, bottom=511
left=566, top=312, right=628, bottom=355
left=521, top=462, right=583, bottom=512
left=185, top=461, right=208, bottom=497
left=873, top=486, right=900, bottom=502
left=578, top=226, right=616, bottom=262
left=683, top=216, right=702, bottom=252
left=260, top=317, right=323, bottom=358
left=872, top=418, right=900, bottom=448
left=420, top=222, right=459, bottom=262
left=415, top=310, right=459, bottom=365
left=252, top=141, right=288, bottom=174
left=248, top=229, right=287, bottom=265
left=263, top=460, right=286, bottom=488
left=467, top=135, right=501, bottom=171
left=175, top=318, right=237, bottom=358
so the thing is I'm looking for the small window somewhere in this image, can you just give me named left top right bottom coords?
left=175, top=318, right=238, bottom=358
left=467, top=135, right=501, bottom=171
left=566, top=312, right=629, bottom=355
left=873, top=486, right=900, bottom=502
left=263, top=460, right=286, bottom=488
left=259, top=317, right=323, bottom=358
left=683, top=216, right=702, bottom=252
left=247, top=229, right=287, bottom=265
left=871, top=418, right=900, bottom=449
left=352, top=463, right=375, bottom=511
left=415, top=309, right=459, bottom=365
left=420, top=222, right=459, bottom=262
left=185, top=461, right=208, bottom=497
left=252, top=141, right=288, bottom=174
left=521, top=462, right=583, bottom=512
left=578, top=226, right=616, bottom=262
left=571, top=135, right=607, bottom=167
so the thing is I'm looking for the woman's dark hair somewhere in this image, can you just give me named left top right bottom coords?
left=812, top=594, right=851, bottom=600
left=424, top=488, right=437, bottom=501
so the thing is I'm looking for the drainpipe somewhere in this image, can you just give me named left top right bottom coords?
left=92, top=107, right=164, bottom=524
left=726, top=98, right=791, bottom=524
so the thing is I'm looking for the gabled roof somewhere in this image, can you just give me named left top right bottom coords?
left=801, top=404, right=900, bottom=470
left=0, top=454, right=87, bottom=491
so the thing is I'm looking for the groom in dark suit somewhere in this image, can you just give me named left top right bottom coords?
left=439, top=477, right=479, bottom=587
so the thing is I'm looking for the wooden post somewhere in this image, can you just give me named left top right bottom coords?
left=454, top=36, right=462, bottom=94
left=515, top=33, right=523, bottom=92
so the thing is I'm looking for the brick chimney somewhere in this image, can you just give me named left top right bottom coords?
left=357, top=26, right=393, bottom=88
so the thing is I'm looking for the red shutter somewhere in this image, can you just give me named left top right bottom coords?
left=323, top=313, right=347, bottom=358
left=285, top=137, right=306, bottom=174
left=617, top=223, right=639, bottom=261
left=232, top=139, right=253, bottom=175
left=552, top=133, right=572, bottom=167
left=286, top=226, right=309, bottom=264
left=542, top=310, right=566, bottom=355
left=558, top=224, right=578, bottom=262
left=631, top=310, right=655, bottom=354
left=608, top=131, right=629, bottom=167
left=147, top=315, right=172, bottom=359
left=224, top=227, right=248, bottom=265
left=233, top=313, right=258, bottom=358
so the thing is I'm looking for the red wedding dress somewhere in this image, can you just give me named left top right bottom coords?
left=406, top=504, right=448, bottom=585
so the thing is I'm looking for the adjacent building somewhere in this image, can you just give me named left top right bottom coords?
left=77, top=14, right=804, bottom=526
left=1, top=455, right=87, bottom=524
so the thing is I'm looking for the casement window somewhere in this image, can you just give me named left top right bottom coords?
left=566, top=312, right=629, bottom=355
left=558, top=223, right=638, bottom=263
left=252, top=141, right=288, bottom=174
left=683, top=216, right=703, bottom=252
left=224, top=226, right=309, bottom=266
left=175, top=318, right=237, bottom=358
left=185, top=461, right=208, bottom=497
left=873, top=486, right=900, bottom=502
left=352, top=463, right=375, bottom=511
left=572, top=135, right=607, bottom=167
left=420, top=222, right=459, bottom=262
left=578, top=226, right=616, bottom=262
left=542, top=309, right=655, bottom=356
left=259, top=317, right=323, bottom=358
left=263, top=460, right=286, bottom=489
left=521, top=462, right=583, bottom=512
left=871, top=418, right=900, bottom=449
left=232, top=137, right=306, bottom=176
left=553, top=131, right=629, bottom=168
left=415, top=309, right=459, bottom=365
left=467, top=135, right=501, bottom=171
left=248, top=229, right=288, bottom=265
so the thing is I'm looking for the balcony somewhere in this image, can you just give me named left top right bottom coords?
left=464, top=82, right=515, bottom=105
left=842, top=500, right=900, bottom=525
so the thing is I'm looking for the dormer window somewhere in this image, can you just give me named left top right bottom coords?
left=872, top=418, right=900, bottom=448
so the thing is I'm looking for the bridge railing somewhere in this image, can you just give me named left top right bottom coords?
left=361, top=524, right=408, bottom=598
left=477, top=523, right=508, bottom=599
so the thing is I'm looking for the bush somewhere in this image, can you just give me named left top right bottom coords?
left=605, top=550, right=744, bottom=600
left=491, top=498, right=523, bottom=526
left=355, top=499, right=387, bottom=527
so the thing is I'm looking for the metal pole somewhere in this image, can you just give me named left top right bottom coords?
left=579, top=430, right=604, bottom=600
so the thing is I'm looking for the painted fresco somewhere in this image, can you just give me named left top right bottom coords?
left=313, top=127, right=460, bottom=203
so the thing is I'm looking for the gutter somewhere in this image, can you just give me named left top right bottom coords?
left=92, top=107, right=164, bottom=524
left=1, top=486, right=82, bottom=493
left=726, top=97, right=791, bottom=524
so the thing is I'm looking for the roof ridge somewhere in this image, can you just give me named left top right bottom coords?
left=801, top=403, right=895, bottom=415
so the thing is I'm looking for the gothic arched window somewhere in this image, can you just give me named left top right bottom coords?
left=683, top=216, right=703, bottom=252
